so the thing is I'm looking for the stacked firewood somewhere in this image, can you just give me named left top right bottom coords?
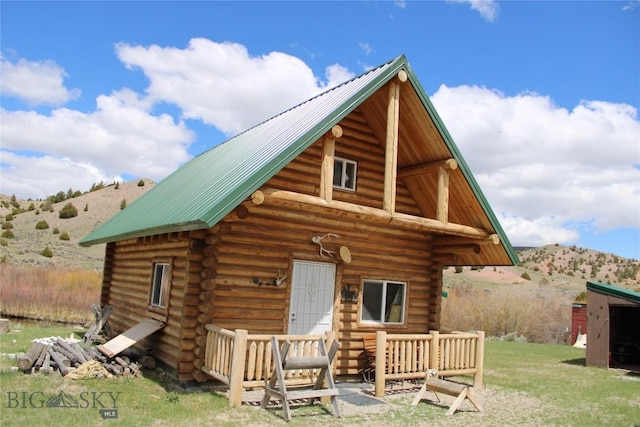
left=17, top=336, right=149, bottom=377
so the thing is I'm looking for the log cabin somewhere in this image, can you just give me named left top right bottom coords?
left=80, top=55, right=519, bottom=384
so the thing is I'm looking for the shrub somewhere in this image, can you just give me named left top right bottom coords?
left=137, top=179, right=145, bottom=187
left=59, top=231, right=70, bottom=241
left=114, top=182, right=120, bottom=190
left=454, top=266, right=463, bottom=273
left=120, top=199, right=127, bottom=210
left=59, top=203, right=78, bottom=219
left=52, top=228, right=60, bottom=234
left=41, top=246, right=53, bottom=258
left=2, top=222, right=14, bottom=230
left=84, top=204, right=88, bottom=212
left=520, top=272, right=531, bottom=281
left=5, top=213, right=13, bottom=221
left=1, top=230, right=15, bottom=239
left=35, top=220, right=50, bottom=230
left=40, top=200, right=52, bottom=211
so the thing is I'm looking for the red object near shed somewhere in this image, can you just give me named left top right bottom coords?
left=571, top=303, right=587, bottom=345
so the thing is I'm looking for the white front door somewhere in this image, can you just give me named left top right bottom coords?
left=288, top=261, right=336, bottom=335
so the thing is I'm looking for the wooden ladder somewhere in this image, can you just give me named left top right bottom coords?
left=261, top=335, right=341, bottom=422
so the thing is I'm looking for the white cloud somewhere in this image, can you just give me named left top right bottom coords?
left=325, top=64, right=356, bottom=88
left=115, top=39, right=346, bottom=136
left=431, top=84, right=640, bottom=247
left=0, top=55, right=81, bottom=106
left=0, top=43, right=354, bottom=200
left=448, top=0, right=500, bottom=22
left=0, top=90, right=194, bottom=199
left=359, top=42, right=373, bottom=55
left=0, top=151, right=118, bottom=200
left=394, top=1, right=407, bottom=10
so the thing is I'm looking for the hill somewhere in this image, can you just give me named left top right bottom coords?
left=0, top=179, right=155, bottom=269
left=1, top=181, right=639, bottom=295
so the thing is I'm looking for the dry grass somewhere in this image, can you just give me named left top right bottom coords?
left=0, top=265, right=101, bottom=323
left=441, top=284, right=570, bottom=343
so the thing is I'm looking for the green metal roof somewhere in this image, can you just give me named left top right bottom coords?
left=587, top=281, right=640, bottom=304
left=80, top=54, right=519, bottom=266
left=80, top=56, right=407, bottom=246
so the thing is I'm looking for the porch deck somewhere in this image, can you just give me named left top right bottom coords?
left=202, top=324, right=485, bottom=407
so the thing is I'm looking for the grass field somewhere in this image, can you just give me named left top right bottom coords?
left=1, top=322, right=638, bottom=426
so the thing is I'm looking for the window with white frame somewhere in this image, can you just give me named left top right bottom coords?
left=333, top=157, right=357, bottom=191
left=150, top=262, right=171, bottom=309
left=360, top=280, right=406, bottom=324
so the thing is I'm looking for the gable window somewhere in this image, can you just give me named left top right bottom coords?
left=150, top=261, right=171, bottom=309
left=333, top=157, right=357, bottom=191
left=360, top=280, right=406, bottom=324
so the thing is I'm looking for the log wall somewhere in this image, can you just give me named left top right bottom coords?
left=203, top=112, right=442, bottom=376
left=101, top=231, right=208, bottom=381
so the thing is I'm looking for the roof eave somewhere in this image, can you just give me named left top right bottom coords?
left=79, top=220, right=210, bottom=247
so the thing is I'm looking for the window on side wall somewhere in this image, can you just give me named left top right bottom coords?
left=149, top=261, right=172, bottom=313
left=333, top=157, right=357, bottom=191
left=360, top=280, right=406, bottom=324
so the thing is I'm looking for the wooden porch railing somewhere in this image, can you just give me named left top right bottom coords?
left=202, top=324, right=484, bottom=406
left=373, top=330, right=485, bottom=397
left=202, top=324, right=336, bottom=407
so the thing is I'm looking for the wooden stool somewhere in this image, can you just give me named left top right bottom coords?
left=412, top=371, right=483, bottom=416
left=261, top=336, right=340, bottom=421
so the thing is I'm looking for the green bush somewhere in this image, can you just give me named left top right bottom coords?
left=520, top=272, right=531, bottom=281
left=59, top=203, right=78, bottom=219
left=2, top=222, right=14, bottom=230
left=35, top=220, right=50, bottom=230
left=1, top=230, right=15, bottom=239
left=59, top=232, right=70, bottom=241
left=137, top=179, right=145, bottom=187
left=41, top=246, right=53, bottom=258
left=120, top=199, right=127, bottom=210
left=4, top=213, right=13, bottom=221
left=52, top=228, right=60, bottom=234
left=84, top=204, right=88, bottom=212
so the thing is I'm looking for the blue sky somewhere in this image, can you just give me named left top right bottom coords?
left=1, top=1, right=639, bottom=259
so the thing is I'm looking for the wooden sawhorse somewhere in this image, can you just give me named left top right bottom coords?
left=411, top=371, right=483, bottom=416
left=261, top=336, right=341, bottom=422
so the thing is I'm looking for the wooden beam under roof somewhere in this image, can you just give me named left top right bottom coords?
left=252, top=188, right=492, bottom=240
left=398, top=158, right=458, bottom=178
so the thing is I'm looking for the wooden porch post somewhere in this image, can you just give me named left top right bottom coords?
left=429, top=330, right=440, bottom=373
left=474, top=331, right=485, bottom=388
left=374, top=331, right=387, bottom=397
left=228, top=329, right=248, bottom=407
